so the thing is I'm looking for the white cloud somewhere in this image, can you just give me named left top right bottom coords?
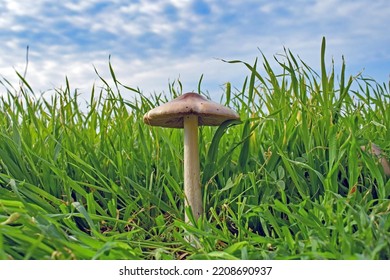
left=62, top=0, right=102, bottom=12
left=0, top=0, right=389, bottom=101
left=4, top=0, right=42, bottom=16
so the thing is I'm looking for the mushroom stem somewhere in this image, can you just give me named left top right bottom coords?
left=183, top=114, right=202, bottom=222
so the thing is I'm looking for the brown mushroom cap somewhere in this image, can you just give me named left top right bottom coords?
left=143, top=92, right=240, bottom=128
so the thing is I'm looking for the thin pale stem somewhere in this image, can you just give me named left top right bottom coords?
left=183, top=114, right=202, bottom=223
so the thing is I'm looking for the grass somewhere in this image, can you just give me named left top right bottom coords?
left=0, top=38, right=389, bottom=260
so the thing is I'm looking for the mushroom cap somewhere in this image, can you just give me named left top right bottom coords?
left=143, top=92, right=240, bottom=128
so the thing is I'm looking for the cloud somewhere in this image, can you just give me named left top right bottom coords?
left=0, top=0, right=389, bottom=100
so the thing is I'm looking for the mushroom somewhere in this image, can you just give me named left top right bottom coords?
left=143, top=92, right=240, bottom=222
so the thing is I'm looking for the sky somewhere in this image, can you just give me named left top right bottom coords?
left=0, top=0, right=389, bottom=101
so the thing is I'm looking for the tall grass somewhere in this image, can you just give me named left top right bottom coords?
left=0, top=38, right=389, bottom=259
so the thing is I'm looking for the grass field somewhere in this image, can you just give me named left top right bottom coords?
left=0, top=38, right=389, bottom=260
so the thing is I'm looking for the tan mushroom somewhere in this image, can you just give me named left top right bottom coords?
left=143, top=92, right=240, bottom=222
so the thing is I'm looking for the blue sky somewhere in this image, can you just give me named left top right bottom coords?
left=0, top=0, right=389, bottom=100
